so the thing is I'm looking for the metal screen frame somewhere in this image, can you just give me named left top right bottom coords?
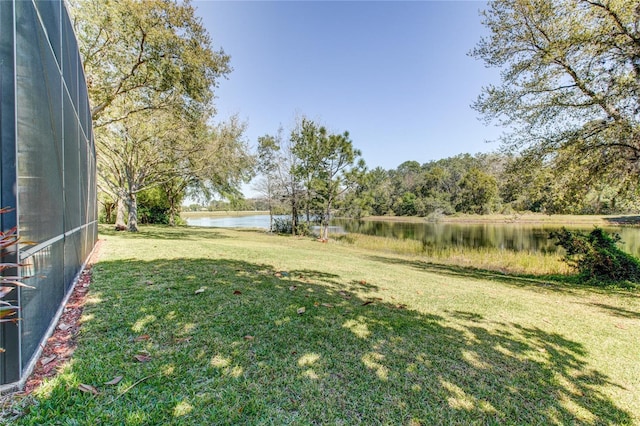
left=0, top=0, right=96, bottom=389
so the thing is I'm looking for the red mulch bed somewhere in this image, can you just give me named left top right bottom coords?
left=21, top=239, right=103, bottom=394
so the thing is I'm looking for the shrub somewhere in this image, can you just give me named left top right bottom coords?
left=296, top=221, right=311, bottom=237
left=272, top=217, right=292, bottom=234
left=425, top=209, right=445, bottom=223
left=549, top=227, right=640, bottom=284
left=271, top=218, right=311, bottom=236
left=138, top=187, right=171, bottom=224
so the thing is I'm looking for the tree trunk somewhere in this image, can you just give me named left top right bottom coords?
left=115, top=196, right=127, bottom=229
left=322, top=199, right=331, bottom=240
left=162, top=179, right=185, bottom=227
left=102, top=201, right=115, bottom=223
left=305, top=189, right=311, bottom=224
left=167, top=195, right=177, bottom=226
left=126, top=192, right=139, bottom=232
left=291, top=199, right=298, bottom=236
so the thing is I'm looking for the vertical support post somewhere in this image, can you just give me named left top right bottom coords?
left=0, top=0, right=20, bottom=385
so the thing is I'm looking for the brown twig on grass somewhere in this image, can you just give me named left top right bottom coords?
left=108, top=372, right=162, bottom=404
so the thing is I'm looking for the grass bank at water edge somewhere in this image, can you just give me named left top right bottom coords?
left=8, top=225, right=640, bottom=425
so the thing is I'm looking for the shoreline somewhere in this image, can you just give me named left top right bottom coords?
left=358, top=213, right=640, bottom=226
left=182, top=210, right=640, bottom=226
left=181, top=210, right=269, bottom=218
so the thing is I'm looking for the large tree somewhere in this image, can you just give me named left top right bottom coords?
left=96, top=106, right=198, bottom=231
left=364, top=167, right=394, bottom=216
left=472, top=0, right=640, bottom=185
left=255, top=119, right=364, bottom=236
left=71, top=0, right=229, bottom=126
left=455, top=168, right=500, bottom=214
left=291, top=120, right=365, bottom=239
left=276, top=136, right=303, bottom=235
left=165, top=116, right=254, bottom=226
left=255, top=132, right=282, bottom=231
left=291, top=119, right=326, bottom=223
left=71, top=0, right=235, bottom=231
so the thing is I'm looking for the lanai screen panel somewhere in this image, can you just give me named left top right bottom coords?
left=0, top=0, right=96, bottom=385
left=0, top=0, right=19, bottom=385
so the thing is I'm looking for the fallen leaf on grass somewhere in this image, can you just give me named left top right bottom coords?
left=78, top=383, right=99, bottom=395
left=145, top=280, right=153, bottom=286
left=134, top=354, right=152, bottom=363
left=289, top=286, right=297, bottom=291
left=275, top=273, right=282, bottom=278
left=134, top=334, right=150, bottom=342
left=243, top=335, right=254, bottom=340
left=194, top=287, right=207, bottom=294
left=297, top=307, right=306, bottom=315
left=233, top=290, right=242, bottom=295
left=321, top=303, right=334, bottom=308
left=361, top=300, right=374, bottom=306
left=359, top=280, right=367, bottom=285
left=395, top=304, right=407, bottom=309
left=174, top=336, right=192, bottom=344
left=40, top=355, right=56, bottom=365
left=339, top=291, right=351, bottom=299
left=104, top=376, right=123, bottom=385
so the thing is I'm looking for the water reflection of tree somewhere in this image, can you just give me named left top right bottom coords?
left=333, top=219, right=640, bottom=256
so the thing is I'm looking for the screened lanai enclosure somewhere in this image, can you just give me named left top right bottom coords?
left=0, top=1, right=97, bottom=388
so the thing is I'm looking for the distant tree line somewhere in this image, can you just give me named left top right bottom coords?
left=245, top=150, right=640, bottom=226
left=134, top=145, right=640, bottom=227
left=340, top=152, right=640, bottom=219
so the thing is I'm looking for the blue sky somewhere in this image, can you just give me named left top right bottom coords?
left=194, top=0, right=503, bottom=185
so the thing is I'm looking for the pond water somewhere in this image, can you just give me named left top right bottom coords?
left=333, top=218, right=640, bottom=256
left=186, top=214, right=285, bottom=229
left=186, top=214, right=640, bottom=256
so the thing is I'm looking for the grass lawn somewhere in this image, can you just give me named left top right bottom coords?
left=10, top=225, right=640, bottom=425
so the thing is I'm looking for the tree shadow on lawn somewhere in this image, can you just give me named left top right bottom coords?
left=20, top=258, right=633, bottom=425
left=367, top=254, right=640, bottom=297
left=586, top=303, right=640, bottom=319
left=99, top=225, right=232, bottom=241
left=288, top=269, right=342, bottom=285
